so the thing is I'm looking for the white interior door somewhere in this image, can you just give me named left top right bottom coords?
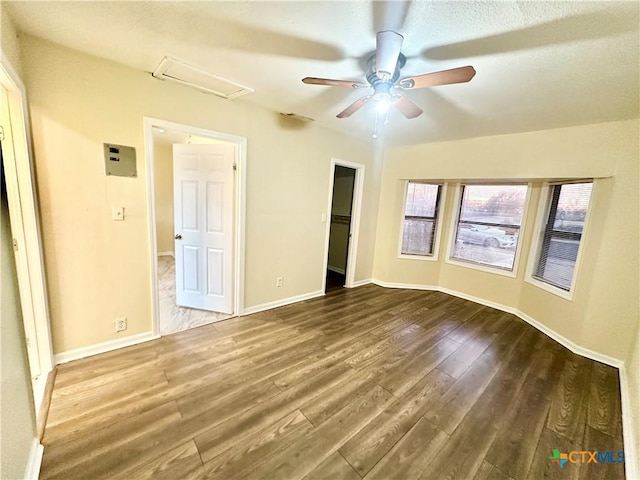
left=173, top=143, right=235, bottom=313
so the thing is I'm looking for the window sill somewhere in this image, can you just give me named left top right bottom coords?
left=524, top=276, right=574, bottom=300
left=445, top=257, right=517, bottom=278
left=398, top=253, right=439, bottom=262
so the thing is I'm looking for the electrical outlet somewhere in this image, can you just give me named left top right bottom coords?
left=276, top=276, right=283, bottom=287
left=115, top=317, right=127, bottom=332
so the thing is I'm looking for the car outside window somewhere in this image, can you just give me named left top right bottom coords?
left=451, top=184, right=527, bottom=271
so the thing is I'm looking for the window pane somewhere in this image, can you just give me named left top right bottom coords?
left=459, top=185, right=527, bottom=226
left=401, top=183, right=440, bottom=256
left=405, top=183, right=439, bottom=217
left=553, top=183, right=592, bottom=234
left=453, top=229, right=519, bottom=269
left=402, top=219, right=435, bottom=255
left=452, top=184, right=526, bottom=271
left=535, top=182, right=592, bottom=290
left=535, top=235, right=576, bottom=289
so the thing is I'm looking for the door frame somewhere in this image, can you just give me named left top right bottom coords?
left=143, top=117, right=247, bottom=336
left=322, top=158, right=365, bottom=291
left=0, top=53, right=54, bottom=412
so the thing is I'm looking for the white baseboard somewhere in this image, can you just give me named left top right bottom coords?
left=371, top=277, right=639, bottom=475
left=439, top=286, right=519, bottom=315
left=619, top=364, right=639, bottom=480
left=157, top=251, right=174, bottom=257
left=350, top=278, right=372, bottom=288
left=32, top=372, right=49, bottom=418
left=515, top=309, right=623, bottom=368
left=372, top=278, right=624, bottom=368
left=24, top=439, right=43, bottom=480
left=372, top=279, right=439, bottom=292
left=53, top=332, right=159, bottom=365
left=242, top=290, right=325, bottom=316
left=327, top=265, right=346, bottom=275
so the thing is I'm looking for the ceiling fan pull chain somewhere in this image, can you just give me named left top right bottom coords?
left=372, top=111, right=380, bottom=139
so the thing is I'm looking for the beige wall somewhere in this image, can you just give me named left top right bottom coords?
left=374, top=121, right=639, bottom=466
left=20, top=35, right=377, bottom=353
left=1, top=6, right=23, bottom=78
left=153, top=141, right=174, bottom=254
left=626, top=324, right=640, bottom=477
left=1, top=180, right=38, bottom=479
left=374, top=120, right=639, bottom=363
left=328, top=171, right=355, bottom=272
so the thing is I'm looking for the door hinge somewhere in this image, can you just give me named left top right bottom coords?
left=0, top=126, right=5, bottom=141
left=233, top=162, right=237, bottom=171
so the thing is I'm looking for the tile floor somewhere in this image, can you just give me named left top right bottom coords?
left=157, top=255, right=233, bottom=335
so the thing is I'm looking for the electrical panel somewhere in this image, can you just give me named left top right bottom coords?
left=104, top=143, right=137, bottom=177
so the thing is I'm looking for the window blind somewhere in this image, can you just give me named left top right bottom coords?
left=401, top=183, right=441, bottom=256
left=534, top=182, right=593, bottom=290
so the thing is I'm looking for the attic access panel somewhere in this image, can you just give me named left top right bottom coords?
left=152, top=57, right=254, bottom=99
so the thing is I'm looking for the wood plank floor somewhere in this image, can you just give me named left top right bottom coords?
left=40, top=285, right=626, bottom=480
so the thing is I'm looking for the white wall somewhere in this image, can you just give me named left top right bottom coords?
left=20, top=34, right=378, bottom=354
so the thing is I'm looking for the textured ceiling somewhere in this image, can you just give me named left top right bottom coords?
left=6, top=1, right=639, bottom=146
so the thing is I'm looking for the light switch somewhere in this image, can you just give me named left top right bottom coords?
left=321, top=213, right=327, bottom=222
left=112, top=206, right=125, bottom=221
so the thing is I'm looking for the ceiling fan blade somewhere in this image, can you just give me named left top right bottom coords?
left=394, top=95, right=423, bottom=119
left=376, top=30, right=404, bottom=80
left=337, top=95, right=372, bottom=118
left=302, top=77, right=367, bottom=89
left=398, top=66, right=476, bottom=89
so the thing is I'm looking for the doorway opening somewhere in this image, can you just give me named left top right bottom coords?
left=323, top=159, right=365, bottom=293
left=1, top=68, right=54, bottom=413
left=144, top=118, right=246, bottom=337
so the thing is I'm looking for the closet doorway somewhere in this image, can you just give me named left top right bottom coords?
left=323, top=159, right=364, bottom=292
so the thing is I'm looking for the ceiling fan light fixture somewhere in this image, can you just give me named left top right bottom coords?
left=375, top=96, right=391, bottom=114
left=300, top=27, right=475, bottom=141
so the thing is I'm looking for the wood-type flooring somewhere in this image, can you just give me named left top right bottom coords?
left=40, top=285, right=626, bottom=479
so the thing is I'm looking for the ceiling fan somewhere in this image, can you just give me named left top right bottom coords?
left=302, top=31, right=476, bottom=137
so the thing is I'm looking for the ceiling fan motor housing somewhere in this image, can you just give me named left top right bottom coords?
left=367, top=53, right=406, bottom=100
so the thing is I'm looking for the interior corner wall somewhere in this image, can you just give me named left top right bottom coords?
left=625, top=324, right=640, bottom=477
left=20, top=34, right=377, bottom=354
left=373, top=119, right=639, bottom=365
left=153, top=141, right=175, bottom=254
left=0, top=5, right=23, bottom=77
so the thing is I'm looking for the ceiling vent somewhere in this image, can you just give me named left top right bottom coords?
left=152, top=57, right=254, bottom=99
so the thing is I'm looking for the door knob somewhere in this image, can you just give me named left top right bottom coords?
left=175, top=234, right=182, bottom=240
